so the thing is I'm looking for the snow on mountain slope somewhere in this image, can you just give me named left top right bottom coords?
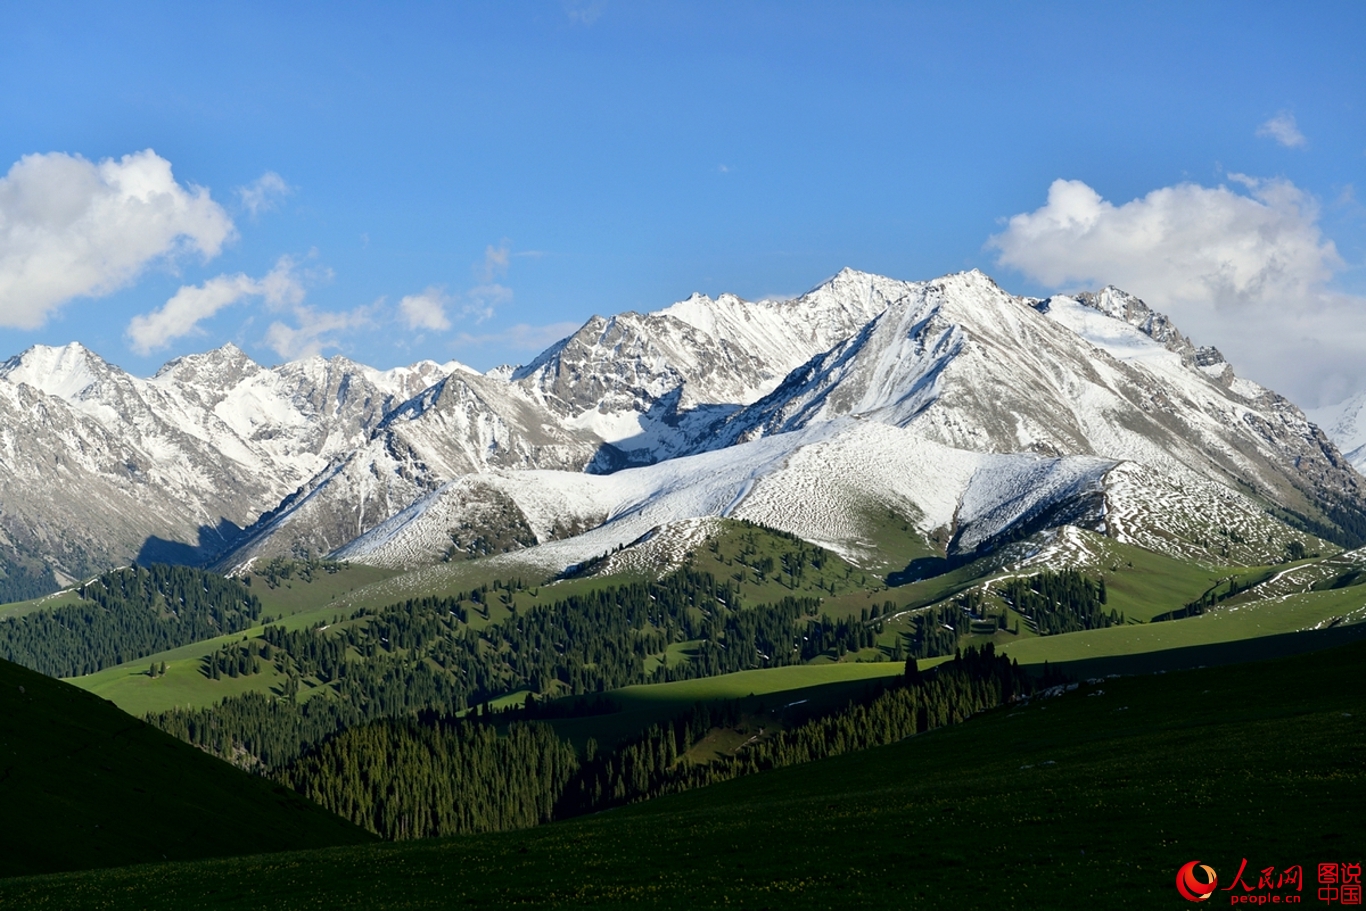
left=328, top=405, right=1305, bottom=579
left=215, top=369, right=610, bottom=570
left=703, top=271, right=1360, bottom=538
left=227, top=268, right=1365, bottom=577
left=506, top=268, right=898, bottom=469
left=656, top=269, right=908, bottom=381
left=0, top=343, right=463, bottom=501
left=5, top=266, right=1362, bottom=596
left=0, top=343, right=469, bottom=585
left=220, top=272, right=905, bottom=567
left=1308, top=393, right=1366, bottom=474
left=331, top=417, right=1120, bottom=572
left=0, top=379, right=244, bottom=589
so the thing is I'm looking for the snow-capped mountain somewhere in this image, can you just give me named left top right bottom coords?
left=322, top=271, right=1361, bottom=573
left=1308, top=393, right=1366, bottom=475
left=215, top=271, right=901, bottom=569
left=2, top=267, right=1363, bottom=598
left=0, top=343, right=462, bottom=596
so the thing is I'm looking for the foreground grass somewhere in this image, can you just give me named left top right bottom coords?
left=4, top=639, right=1361, bottom=909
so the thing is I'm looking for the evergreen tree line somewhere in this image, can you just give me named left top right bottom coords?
left=0, top=554, right=59, bottom=605
left=559, top=644, right=1032, bottom=816
left=149, top=568, right=882, bottom=770
left=904, top=604, right=966, bottom=661
left=0, top=564, right=261, bottom=677
left=286, top=717, right=576, bottom=840
left=282, top=646, right=1032, bottom=841
left=707, top=524, right=845, bottom=591
left=1154, top=575, right=1251, bottom=623
left=1000, top=570, right=1120, bottom=636
left=203, top=639, right=267, bottom=679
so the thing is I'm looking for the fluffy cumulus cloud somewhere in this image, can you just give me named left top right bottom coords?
left=990, top=176, right=1338, bottom=307
left=990, top=177, right=1365, bottom=406
left=0, top=150, right=235, bottom=329
left=399, top=288, right=452, bottom=331
left=1257, top=112, right=1308, bottom=148
left=126, top=257, right=304, bottom=355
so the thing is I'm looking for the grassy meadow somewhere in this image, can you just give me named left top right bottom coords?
left=3, top=637, right=1361, bottom=909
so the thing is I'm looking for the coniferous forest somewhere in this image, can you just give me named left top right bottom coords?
left=0, top=565, right=261, bottom=677
left=149, top=568, right=879, bottom=770
left=1000, top=569, right=1120, bottom=635
left=283, top=645, right=1031, bottom=840
left=0, top=555, right=1049, bottom=849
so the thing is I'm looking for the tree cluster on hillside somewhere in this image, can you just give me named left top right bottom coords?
left=287, top=717, right=577, bottom=839
left=283, top=646, right=1032, bottom=841
left=149, top=569, right=884, bottom=770
left=1000, top=570, right=1119, bottom=636
left=703, top=523, right=867, bottom=594
left=0, top=565, right=261, bottom=677
left=1153, top=572, right=1262, bottom=623
left=250, top=553, right=343, bottom=590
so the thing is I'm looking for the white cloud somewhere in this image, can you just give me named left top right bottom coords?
left=463, top=283, right=514, bottom=322
left=454, top=321, right=581, bottom=354
left=989, top=176, right=1338, bottom=308
left=1257, top=111, right=1307, bottom=148
left=476, top=242, right=511, bottom=282
left=0, top=149, right=234, bottom=329
left=399, top=288, right=451, bottom=331
left=125, top=257, right=304, bottom=355
left=989, top=176, right=1366, bottom=406
left=237, top=171, right=291, bottom=216
left=265, top=303, right=377, bottom=360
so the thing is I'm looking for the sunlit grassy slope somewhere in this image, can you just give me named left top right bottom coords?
left=6, top=638, right=1361, bottom=909
left=0, top=658, right=374, bottom=880
left=1000, top=585, right=1366, bottom=667
left=66, top=563, right=402, bottom=716
left=61, top=526, right=1366, bottom=719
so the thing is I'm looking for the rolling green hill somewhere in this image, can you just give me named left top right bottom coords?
left=0, top=656, right=374, bottom=879
left=3, top=637, right=1361, bottom=909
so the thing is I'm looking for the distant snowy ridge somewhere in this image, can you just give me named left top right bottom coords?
left=326, top=270, right=1351, bottom=575
left=1, top=266, right=1362, bottom=598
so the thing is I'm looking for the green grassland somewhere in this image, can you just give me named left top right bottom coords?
left=0, top=588, right=82, bottom=621
left=0, top=657, right=373, bottom=880
left=542, top=661, right=906, bottom=750
left=60, top=526, right=1365, bottom=720
left=1000, top=584, right=1366, bottom=667
left=852, top=501, right=946, bottom=572
left=66, top=565, right=408, bottom=716
left=245, top=560, right=402, bottom=619
left=5, top=637, right=1361, bottom=909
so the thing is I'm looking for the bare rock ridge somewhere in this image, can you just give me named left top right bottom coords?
left=0, top=268, right=1363, bottom=597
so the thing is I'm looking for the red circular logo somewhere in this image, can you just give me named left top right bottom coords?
left=1176, top=861, right=1218, bottom=902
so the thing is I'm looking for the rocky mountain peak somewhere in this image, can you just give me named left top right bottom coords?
left=151, top=343, right=261, bottom=387
left=0, top=341, right=117, bottom=400
left=1071, top=286, right=1195, bottom=356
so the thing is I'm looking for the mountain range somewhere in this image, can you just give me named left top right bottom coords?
left=2, top=267, right=1363, bottom=602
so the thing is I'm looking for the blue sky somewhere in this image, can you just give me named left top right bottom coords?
left=0, top=1, right=1362, bottom=406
